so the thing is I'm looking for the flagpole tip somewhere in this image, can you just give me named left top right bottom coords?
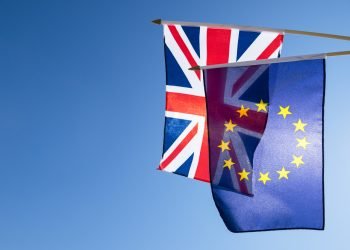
left=189, top=65, right=201, bottom=70
left=152, top=19, right=162, bottom=25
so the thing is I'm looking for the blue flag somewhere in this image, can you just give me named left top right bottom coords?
left=204, top=57, right=325, bottom=232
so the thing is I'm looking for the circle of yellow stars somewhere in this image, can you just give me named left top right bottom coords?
left=218, top=101, right=311, bottom=186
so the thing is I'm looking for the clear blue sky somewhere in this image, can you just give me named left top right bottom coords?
left=0, top=0, right=349, bottom=249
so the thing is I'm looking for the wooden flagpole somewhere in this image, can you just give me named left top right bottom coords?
left=152, top=19, right=350, bottom=41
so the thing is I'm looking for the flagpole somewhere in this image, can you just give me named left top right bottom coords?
left=188, top=50, right=350, bottom=70
left=325, top=50, right=350, bottom=57
left=152, top=19, right=350, bottom=41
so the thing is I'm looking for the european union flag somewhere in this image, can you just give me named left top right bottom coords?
left=204, top=56, right=325, bottom=232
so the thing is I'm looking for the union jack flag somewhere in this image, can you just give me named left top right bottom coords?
left=159, top=23, right=284, bottom=182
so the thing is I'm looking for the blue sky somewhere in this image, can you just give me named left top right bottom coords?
left=0, top=0, right=350, bottom=249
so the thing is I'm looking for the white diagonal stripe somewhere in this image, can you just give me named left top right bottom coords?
left=228, top=29, right=239, bottom=63
left=237, top=32, right=279, bottom=62
left=164, top=25, right=204, bottom=95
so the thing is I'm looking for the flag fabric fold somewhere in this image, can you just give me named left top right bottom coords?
left=204, top=57, right=325, bottom=232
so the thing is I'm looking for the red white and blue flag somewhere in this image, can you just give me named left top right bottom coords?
left=159, top=23, right=284, bottom=182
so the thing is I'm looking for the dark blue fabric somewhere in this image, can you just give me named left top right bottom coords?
left=164, top=44, right=191, bottom=88
left=163, top=117, right=191, bottom=153
left=182, top=26, right=200, bottom=58
left=206, top=59, right=325, bottom=232
left=174, top=154, right=194, bottom=177
left=239, top=67, right=269, bottom=103
left=238, top=132, right=261, bottom=166
left=237, top=31, right=260, bottom=60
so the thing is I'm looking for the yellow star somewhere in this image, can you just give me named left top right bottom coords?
left=236, top=105, right=249, bottom=118
left=291, top=155, right=304, bottom=168
left=218, top=140, right=230, bottom=152
left=238, top=168, right=250, bottom=181
left=296, top=137, right=311, bottom=149
left=224, top=119, right=237, bottom=132
left=293, top=119, right=307, bottom=132
left=276, top=167, right=290, bottom=180
left=223, top=158, right=235, bottom=170
left=255, top=99, right=268, bottom=112
left=258, top=172, right=271, bottom=185
left=277, top=105, right=292, bottom=119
